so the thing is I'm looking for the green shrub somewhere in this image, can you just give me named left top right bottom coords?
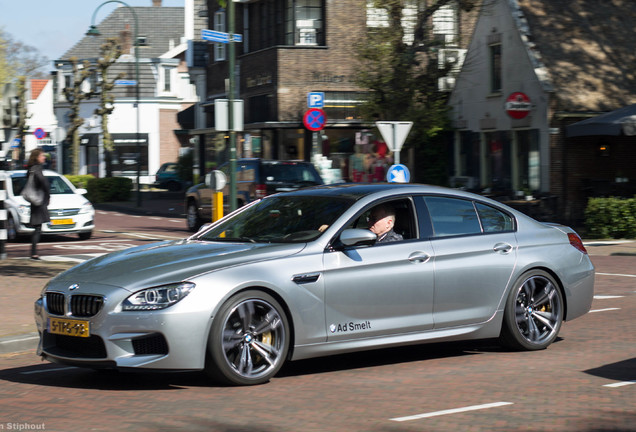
left=65, top=175, right=95, bottom=190
left=86, top=177, right=133, bottom=203
left=584, top=197, right=636, bottom=239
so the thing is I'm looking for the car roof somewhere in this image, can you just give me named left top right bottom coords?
left=276, top=182, right=486, bottom=201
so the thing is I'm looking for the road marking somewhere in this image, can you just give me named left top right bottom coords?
left=604, top=381, right=636, bottom=388
left=594, top=295, right=624, bottom=299
left=21, top=367, right=77, bottom=375
left=589, top=308, right=621, bottom=313
left=596, top=272, right=636, bottom=278
left=390, top=402, right=514, bottom=422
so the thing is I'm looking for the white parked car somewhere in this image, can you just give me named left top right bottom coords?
left=4, top=170, right=95, bottom=241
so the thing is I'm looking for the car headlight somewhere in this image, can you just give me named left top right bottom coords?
left=122, top=282, right=195, bottom=311
left=79, top=202, right=94, bottom=214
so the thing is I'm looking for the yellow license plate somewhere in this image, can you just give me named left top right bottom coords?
left=48, top=317, right=90, bottom=338
left=51, top=218, right=74, bottom=225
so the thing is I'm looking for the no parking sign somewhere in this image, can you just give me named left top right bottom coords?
left=303, top=108, right=327, bottom=131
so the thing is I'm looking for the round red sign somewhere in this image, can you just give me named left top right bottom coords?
left=303, top=108, right=327, bottom=131
left=505, top=92, right=532, bottom=119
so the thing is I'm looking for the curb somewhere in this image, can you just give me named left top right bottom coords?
left=0, top=333, right=39, bottom=354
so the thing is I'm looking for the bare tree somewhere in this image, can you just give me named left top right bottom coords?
left=63, top=58, right=94, bottom=175
left=95, top=38, right=124, bottom=176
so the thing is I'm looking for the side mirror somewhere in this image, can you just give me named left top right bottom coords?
left=76, top=188, right=88, bottom=195
left=339, top=228, right=377, bottom=247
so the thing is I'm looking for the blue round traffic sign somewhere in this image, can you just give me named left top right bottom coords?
left=303, top=108, right=327, bottom=131
left=387, top=164, right=410, bottom=183
left=34, top=128, right=46, bottom=140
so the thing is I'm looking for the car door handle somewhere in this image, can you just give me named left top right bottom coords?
left=493, top=243, right=513, bottom=254
left=408, top=252, right=431, bottom=263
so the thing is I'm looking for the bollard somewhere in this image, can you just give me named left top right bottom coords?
left=0, top=170, right=7, bottom=260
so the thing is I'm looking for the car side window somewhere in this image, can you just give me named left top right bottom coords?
left=476, top=202, right=514, bottom=233
left=348, top=198, right=416, bottom=242
left=424, top=196, right=481, bottom=238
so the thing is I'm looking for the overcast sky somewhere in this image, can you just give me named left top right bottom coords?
left=0, top=0, right=184, bottom=70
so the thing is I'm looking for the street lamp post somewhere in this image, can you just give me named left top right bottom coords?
left=87, top=0, right=142, bottom=207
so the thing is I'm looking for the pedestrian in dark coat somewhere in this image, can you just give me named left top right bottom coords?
left=26, top=148, right=50, bottom=259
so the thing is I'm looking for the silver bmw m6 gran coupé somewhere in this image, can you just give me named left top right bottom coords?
left=35, top=183, right=594, bottom=385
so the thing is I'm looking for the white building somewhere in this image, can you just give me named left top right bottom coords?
left=53, top=1, right=196, bottom=184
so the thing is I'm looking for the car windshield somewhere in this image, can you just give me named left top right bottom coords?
left=198, top=195, right=354, bottom=243
left=12, top=175, right=74, bottom=195
left=261, top=163, right=321, bottom=184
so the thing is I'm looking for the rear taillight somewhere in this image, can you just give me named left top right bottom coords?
left=568, top=233, right=588, bottom=254
left=255, top=184, right=267, bottom=199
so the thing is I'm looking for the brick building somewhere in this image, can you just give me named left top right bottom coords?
left=188, top=0, right=477, bottom=181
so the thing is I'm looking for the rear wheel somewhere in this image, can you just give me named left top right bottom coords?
left=500, top=270, right=563, bottom=350
left=205, top=290, right=290, bottom=386
left=78, top=231, right=92, bottom=240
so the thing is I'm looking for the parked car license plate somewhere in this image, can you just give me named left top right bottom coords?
left=48, top=317, right=90, bottom=337
left=51, top=218, right=74, bottom=225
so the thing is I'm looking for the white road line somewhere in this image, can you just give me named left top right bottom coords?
left=390, top=402, right=514, bottom=422
left=21, top=367, right=77, bottom=375
left=594, top=295, right=624, bottom=299
left=603, top=381, right=636, bottom=388
left=169, top=220, right=182, bottom=223
left=596, top=272, right=636, bottom=278
left=589, top=308, right=621, bottom=313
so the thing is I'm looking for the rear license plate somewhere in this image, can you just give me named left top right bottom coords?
left=48, top=317, right=90, bottom=337
left=51, top=218, right=74, bottom=225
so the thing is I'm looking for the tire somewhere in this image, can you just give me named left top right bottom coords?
left=500, top=269, right=564, bottom=351
left=167, top=181, right=181, bottom=192
left=78, top=231, right=92, bottom=240
left=186, top=200, right=203, bottom=232
left=205, top=290, right=290, bottom=386
left=6, top=216, right=18, bottom=241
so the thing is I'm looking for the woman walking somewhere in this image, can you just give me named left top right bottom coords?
left=26, top=148, right=50, bottom=260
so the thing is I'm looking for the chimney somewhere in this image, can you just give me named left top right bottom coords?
left=153, top=0, right=162, bottom=6
left=120, top=24, right=132, bottom=54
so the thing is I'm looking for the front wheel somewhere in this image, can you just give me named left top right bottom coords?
left=206, top=290, right=290, bottom=386
left=500, top=270, right=564, bottom=350
left=186, top=200, right=203, bottom=232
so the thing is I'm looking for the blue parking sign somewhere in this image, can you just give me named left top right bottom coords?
left=308, top=92, right=324, bottom=108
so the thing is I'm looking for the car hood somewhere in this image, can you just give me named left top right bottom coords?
left=52, top=240, right=305, bottom=291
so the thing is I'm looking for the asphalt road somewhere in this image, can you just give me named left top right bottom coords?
left=0, top=210, right=634, bottom=431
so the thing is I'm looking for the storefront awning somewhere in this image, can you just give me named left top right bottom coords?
left=566, top=104, right=636, bottom=137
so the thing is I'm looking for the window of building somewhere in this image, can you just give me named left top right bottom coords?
left=214, top=10, right=226, bottom=61
left=322, top=91, right=366, bottom=121
left=489, top=43, right=502, bottom=93
left=516, top=129, right=540, bottom=192
left=285, top=0, right=324, bottom=46
left=432, top=3, right=458, bottom=47
left=484, top=130, right=511, bottom=193
left=162, top=65, right=175, bottom=93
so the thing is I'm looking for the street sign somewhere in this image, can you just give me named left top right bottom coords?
left=202, top=29, right=243, bottom=44
left=115, top=79, right=138, bottom=86
left=375, top=121, right=413, bottom=152
left=34, top=128, right=46, bottom=140
left=303, top=108, right=327, bottom=131
left=307, top=92, right=324, bottom=108
left=505, top=92, right=532, bottom=119
left=387, top=164, right=410, bottom=183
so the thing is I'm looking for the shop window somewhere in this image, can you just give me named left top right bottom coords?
left=516, top=129, right=540, bottom=192
left=484, top=130, right=511, bottom=193
left=323, top=91, right=366, bottom=121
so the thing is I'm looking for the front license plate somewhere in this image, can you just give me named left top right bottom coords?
left=48, top=317, right=90, bottom=337
left=51, top=218, right=74, bottom=225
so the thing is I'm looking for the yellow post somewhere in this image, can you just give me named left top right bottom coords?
left=212, top=191, right=224, bottom=222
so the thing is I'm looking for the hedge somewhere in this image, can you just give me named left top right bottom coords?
left=584, top=197, right=636, bottom=239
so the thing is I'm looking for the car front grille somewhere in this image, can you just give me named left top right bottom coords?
left=132, top=334, right=169, bottom=355
left=49, top=208, right=80, bottom=217
left=46, top=293, right=104, bottom=317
